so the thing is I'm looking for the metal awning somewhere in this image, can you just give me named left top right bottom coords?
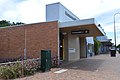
left=100, top=40, right=113, bottom=46
left=59, top=18, right=105, bottom=37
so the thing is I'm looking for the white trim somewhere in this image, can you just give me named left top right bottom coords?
left=59, top=18, right=95, bottom=28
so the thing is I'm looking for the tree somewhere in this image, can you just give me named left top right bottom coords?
left=12, top=22, right=24, bottom=25
left=0, top=20, right=24, bottom=27
left=117, top=44, right=120, bottom=48
left=117, top=44, right=120, bottom=53
left=0, top=20, right=11, bottom=27
left=94, top=38, right=101, bottom=55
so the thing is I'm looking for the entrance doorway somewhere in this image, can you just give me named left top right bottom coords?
left=59, top=32, right=64, bottom=60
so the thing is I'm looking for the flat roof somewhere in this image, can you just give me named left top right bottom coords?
left=59, top=18, right=105, bottom=37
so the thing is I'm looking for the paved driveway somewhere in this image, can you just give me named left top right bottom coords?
left=15, top=53, right=120, bottom=80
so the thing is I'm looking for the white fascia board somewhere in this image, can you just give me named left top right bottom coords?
left=59, top=18, right=95, bottom=28
left=99, top=40, right=111, bottom=42
left=96, top=24, right=106, bottom=36
left=94, top=20, right=106, bottom=36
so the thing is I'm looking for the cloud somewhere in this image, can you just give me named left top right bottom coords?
left=0, top=0, right=46, bottom=23
left=94, top=8, right=120, bottom=45
left=16, top=0, right=45, bottom=23
left=1, top=0, right=120, bottom=23
left=0, top=0, right=23, bottom=22
left=0, top=0, right=120, bottom=44
left=60, top=0, right=102, bottom=19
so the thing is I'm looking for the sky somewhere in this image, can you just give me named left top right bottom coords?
left=0, top=0, right=120, bottom=45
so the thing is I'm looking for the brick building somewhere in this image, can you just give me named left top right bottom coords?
left=0, top=2, right=105, bottom=62
left=0, top=21, right=58, bottom=59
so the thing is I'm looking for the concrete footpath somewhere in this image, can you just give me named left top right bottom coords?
left=16, top=53, right=120, bottom=80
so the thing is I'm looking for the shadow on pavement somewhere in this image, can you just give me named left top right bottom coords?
left=61, top=59, right=105, bottom=72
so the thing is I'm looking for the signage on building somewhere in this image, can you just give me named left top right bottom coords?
left=65, top=11, right=77, bottom=20
left=71, top=30, right=89, bottom=34
left=69, top=48, right=76, bottom=53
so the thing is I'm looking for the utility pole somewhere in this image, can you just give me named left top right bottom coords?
left=114, top=12, right=120, bottom=53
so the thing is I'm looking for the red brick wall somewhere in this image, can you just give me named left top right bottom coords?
left=0, top=21, right=58, bottom=59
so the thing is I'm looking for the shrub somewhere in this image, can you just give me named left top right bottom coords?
left=0, top=57, right=22, bottom=63
left=52, top=56, right=62, bottom=67
left=0, top=59, right=40, bottom=79
left=23, top=60, right=40, bottom=76
left=0, top=62, right=22, bottom=79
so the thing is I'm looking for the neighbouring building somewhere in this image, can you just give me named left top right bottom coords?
left=96, top=35, right=112, bottom=54
left=0, top=2, right=105, bottom=62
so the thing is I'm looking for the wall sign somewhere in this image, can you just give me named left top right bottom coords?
left=71, top=30, right=89, bottom=34
left=69, top=48, right=76, bottom=53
